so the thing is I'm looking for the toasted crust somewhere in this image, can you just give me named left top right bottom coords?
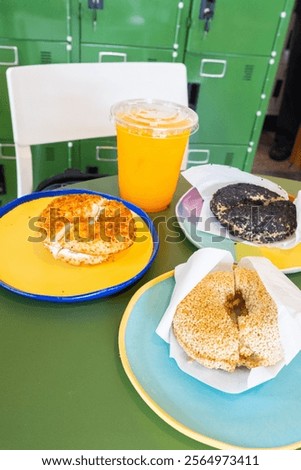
left=172, top=272, right=239, bottom=372
left=172, top=267, right=284, bottom=372
left=38, top=194, right=135, bottom=265
left=234, top=267, right=284, bottom=368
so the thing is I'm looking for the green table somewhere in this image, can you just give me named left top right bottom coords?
left=0, top=175, right=300, bottom=450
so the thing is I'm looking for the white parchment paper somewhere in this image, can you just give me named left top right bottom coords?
left=156, top=248, right=301, bottom=393
left=181, top=164, right=301, bottom=249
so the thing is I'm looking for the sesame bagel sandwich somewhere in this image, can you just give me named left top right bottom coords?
left=37, top=193, right=136, bottom=265
left=156, top=248, right=301, bottom=392
left=172, top=265, right=284, bottom=373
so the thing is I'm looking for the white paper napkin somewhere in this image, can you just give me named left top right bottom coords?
left=156, top=247, right=301, bottom=393
left=181, top=164, right=301, bottom=249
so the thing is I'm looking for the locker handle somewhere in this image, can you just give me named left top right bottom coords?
left=0, top=143, right=16, bottom=159
left=88, top=0, right=104, bottom=9
left=98, top=52, right=127, bottom=62
left=96, top=145, right=117, bottom=161
left=199, top=0, right=216, bottom=32
left=88, top=0, right=104, bottom=30
left=0, top=46, right=19, bottom=66
left=187, top=149, right=210, bottom=165
left=200, top=59, right=227, bottom=78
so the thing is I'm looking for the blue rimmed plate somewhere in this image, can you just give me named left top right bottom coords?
left=0, top=189, right=158, bottom=302
left=119, top=271, right=301, bottom=449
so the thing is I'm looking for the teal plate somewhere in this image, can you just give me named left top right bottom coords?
left=119, top=271, right=301, bottom=449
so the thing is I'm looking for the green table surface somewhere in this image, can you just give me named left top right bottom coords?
left=0, top=174, right=300, bottom=450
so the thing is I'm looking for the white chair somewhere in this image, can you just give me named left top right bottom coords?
left=6, top=62, right=188, bottom=197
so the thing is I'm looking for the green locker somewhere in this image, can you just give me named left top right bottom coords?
left=185, top=0, right=295, bottom=171
left=186, top=53, right=270, bottom=145
left=0, top=0, right=71, bottom=41
left=80, top=0, right=190, bottom=61
left=79, top=137, right=117, bottom=176
left=0, top=0, right=296, bottom=204
left=186, top=143, right=249, bottom=169
left=31, top=142, right=80, bottom=190
left=187, top=0, right=291, bottom=56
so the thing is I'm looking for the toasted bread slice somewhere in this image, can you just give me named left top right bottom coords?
left=172, top=266, right=284, bottom=373
left=38, top=194, right=135, bottom=266
left=172, top=271, right=239, bottom=372
left=234, top=267, right=284, bottom=368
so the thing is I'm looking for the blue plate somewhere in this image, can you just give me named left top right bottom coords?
left=119, top=271, right=301, bottom=449
left=0, top=189, right=159, bottom=302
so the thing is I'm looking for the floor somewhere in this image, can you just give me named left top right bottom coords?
left=252, top=130, right=301, bottom=181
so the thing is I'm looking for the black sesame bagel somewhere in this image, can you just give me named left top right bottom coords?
left=210, top=183, right=297, bottom=243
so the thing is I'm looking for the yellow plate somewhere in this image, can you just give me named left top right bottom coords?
left=0, top=189, right=158, bottom=302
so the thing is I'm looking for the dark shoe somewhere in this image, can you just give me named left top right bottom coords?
left=269, top=140, right=293, bottom=161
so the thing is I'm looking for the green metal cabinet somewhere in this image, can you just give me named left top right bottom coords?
left=0, top=0, right=297, bottom=202
left=187, top=53, right=270, bottom=145
left=187, top=143, right=249, bottom=168
left=184, top=0, right=296, bottom=170
left=79, top=0, right=192, bottom=176
left=79, top=137, right=117, bottom=177
left=80, top=0, right=190, bottom=62
left=0, top=0, right=74, bottom=200
left=31, top=142, right=80, bottom=190
left=187, top=0, right=290, bottom=56
left=0, top=0, right=71, bottom=41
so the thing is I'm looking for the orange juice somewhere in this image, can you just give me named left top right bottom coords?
left=111, top=99, right=198, bottom=212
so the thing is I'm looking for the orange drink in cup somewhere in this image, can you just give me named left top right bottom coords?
left=111, top=99, right=198, bottom=212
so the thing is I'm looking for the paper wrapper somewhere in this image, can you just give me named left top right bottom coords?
left=156, top=247, right=301, bottom=393
left=181, top=164, right=301, bottom=249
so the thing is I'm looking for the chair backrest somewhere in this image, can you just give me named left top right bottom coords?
left=6, top=62, right=188, bottom=197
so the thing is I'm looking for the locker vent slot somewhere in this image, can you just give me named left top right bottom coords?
left=45, top=147, right=55, bottom=161
left=243, top=65, right=254, bottom=81
left=40, top=51, right=52, bottom=64
left=225, top=152, right=234, bottom=166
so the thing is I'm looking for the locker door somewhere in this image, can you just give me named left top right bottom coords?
left=186, top=143, right=249, bottom=170
left=0, top=0, right=71, bottom=41
left=187, top=0, right=294, bottom=55
left=31, top=142, right=81, bottom=190
left=79, top=138, right=117, bottom=177
left=186, top=53, right=269, bottom=145
left=81, top=0, right=190, bottom=60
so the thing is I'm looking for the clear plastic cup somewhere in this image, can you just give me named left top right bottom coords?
left=111, top=99, right=198, bottom=212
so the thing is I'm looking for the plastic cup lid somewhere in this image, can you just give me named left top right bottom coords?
left=110, top=99, right=199, bottom=136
